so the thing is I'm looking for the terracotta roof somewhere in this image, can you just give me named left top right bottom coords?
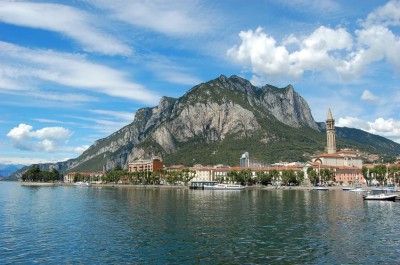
left=316, top=153, right=343, bottom=158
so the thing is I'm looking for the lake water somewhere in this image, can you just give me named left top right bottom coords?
left=1, top=182, right=400, bottom=264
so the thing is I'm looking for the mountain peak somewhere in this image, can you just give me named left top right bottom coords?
left=17, top=74, right=400, bottom=175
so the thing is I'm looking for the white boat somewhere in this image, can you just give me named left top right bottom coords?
left=204, top=183, right=245, bottom=190
left=363, top=193, right=397, bottom=201
left=386, top=185, right=398, bottom=192
left=74, top=181, right=92, bottom=187
left=349, top=184, right=365, bottom=192
left=371, top=187, right=385, bottom=192
left=313, top=186, right=329, bottom=191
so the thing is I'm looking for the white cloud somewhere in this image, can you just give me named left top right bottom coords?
left=227, top=1, right=400, bottom=81
left=227, top=26, right=353, bottom=80
left=337, top=116, right=369, bottom=130
left=90, top=109, right=135, bottom=121
left=227, top=27, right=292, bottom=78
left=337, top=116, right=400, bottom=143
left=74, top=145, right=90, bottom=153
left=0, top=1, right=131, bottom=55
left=88, top=0, right=215, bottom=36
left=0, top=156, right=65, bottom=165
left=361, top=90, right=380, bottom=103
left=34, top=119, right=69, bottom=124
left=66, top=114, right=131, bottom=135
left=0, top=41, right=159, bottom=104
left=7, top=124, right=72, bottom=152
left=146, top=56, right=202, bottom=86
left=32, top=91, right=98, bottom=103
left=363, top=0, right=400, bottom=27
left=368, top=118, right=400, bottom=135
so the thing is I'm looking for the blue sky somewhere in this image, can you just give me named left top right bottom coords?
left=0, top=0, right=400, bottom=165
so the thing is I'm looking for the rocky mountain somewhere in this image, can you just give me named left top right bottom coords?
left=13, top=75, right=400, bottom=175
left=0, top=164, right=24, bottom=177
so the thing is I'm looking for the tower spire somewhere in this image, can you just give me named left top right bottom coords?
left=327, top=108, right=333, bottom=120
left=326, top=108, right=336, bottom=154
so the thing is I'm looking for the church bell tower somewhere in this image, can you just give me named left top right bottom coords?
left=326, top=108, right=336, bottom=154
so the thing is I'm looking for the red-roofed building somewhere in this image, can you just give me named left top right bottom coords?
left=128, top=157, right=164, bottom=173
left=305, top=109, right=364, bottom=185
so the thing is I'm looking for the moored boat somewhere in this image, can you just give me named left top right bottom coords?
left=189, top=181, right=218, bottom=190
left=363, top=193, right=397, bottom=201
left=74, top=181, right=92, bottom=187
left=313, top=186, right=329, bottom=191
left=349, top=184, right=366, bottom=192
left=203, top=183, right=245, bottom=190
left=342, top=184, right=351, bottom=191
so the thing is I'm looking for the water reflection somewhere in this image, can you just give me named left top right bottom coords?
left=1, top=183, right=400, bottom=264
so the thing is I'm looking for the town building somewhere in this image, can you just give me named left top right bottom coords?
left=128, top=156, right=164, bottom=173
left=308, top=109, right=364, bottom=185
left=326, top=108, right=336, bottom=154
left=240, top=152, right=268, bottom=168
left=64, top=171, right=105, bottom=183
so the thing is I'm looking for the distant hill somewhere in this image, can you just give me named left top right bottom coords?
left=12, top=75, right=400, bottom=177
left=317, top=122, right=400, bottom=156
left=0, top=164, right=25, bottom=180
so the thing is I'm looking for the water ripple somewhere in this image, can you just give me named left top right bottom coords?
left=1, top=183, right=400, bottom=264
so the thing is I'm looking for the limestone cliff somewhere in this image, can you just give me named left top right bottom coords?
left=13, top=74, right=400, bottom=176
left=60, top=75, right=321, bottom=171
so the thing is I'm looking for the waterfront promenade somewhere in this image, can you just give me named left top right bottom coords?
left=19, top=181, right=378, bottom=191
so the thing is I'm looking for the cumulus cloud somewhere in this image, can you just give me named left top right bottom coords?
left=0, top=1, right=131, bottom=55
left=361, top=90, right=380, bottom=103
left=0, top=41, right=159, bottom=104
left=7, top=124, right=73, bottom=152
left=74, top=145, right=90, bottom=153
left=88, top=0, right=215, bottom=36
left=227, top=0, right=400, bottom=81
left=337, top=116, right=400, bottom=143
left=337, top=116, right=370, bottom=130
left=363, top=0, right=400, bottom=27
left=227, top=26, right=353, bottom=80
left=368, top=118, right=400, bottom=134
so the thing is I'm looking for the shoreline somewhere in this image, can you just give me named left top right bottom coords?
left=18, top=182, right=380, bottom=191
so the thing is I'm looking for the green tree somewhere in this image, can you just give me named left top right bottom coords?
left=21, top=165, right=41, bottom=182
left=281, top=170, right=297, bottom=186
left=227, top=170, right=239, bottom=183
left=297, top=171, right=305, bottom=185
left=269, top=169, right=280, bottom=186
left=73, top=173, right=83, bottom=182
left=181, top=169, right=195, bottom=185
left=374, top=164, right=388, bottom=185
left=388, top=165, right=400, bottom=185
left=256, top=171, right=272, bottom=186
left=166, top=171, right=179, bottom=185
left=239, top=169, right=252, bottom=186
left=156, top=169, right=167, bottom=184
left=320, top=168, right=333, bottom=184
left=362, top=166, right=372, bottom=185
left=50, top=168, right=60, bottom=182
left=307, top=168, right=318, bottom=185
